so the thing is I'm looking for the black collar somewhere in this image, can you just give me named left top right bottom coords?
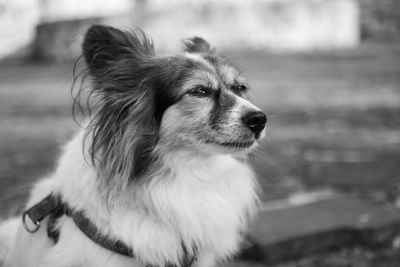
left=23, top=194, right=196, bottom=267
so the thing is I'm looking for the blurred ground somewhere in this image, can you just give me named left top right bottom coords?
left=226, top=247, right=400, bottom=267
left=0, top=43, right=399, bottom=265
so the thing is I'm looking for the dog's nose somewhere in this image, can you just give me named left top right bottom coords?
left=242, top=111, right=267, bottom=135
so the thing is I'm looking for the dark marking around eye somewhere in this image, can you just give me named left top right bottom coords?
left=188, top=85, right=215, bottom=98
left=230, top=83, right=248, bottom=95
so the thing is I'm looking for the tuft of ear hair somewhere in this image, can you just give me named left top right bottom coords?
left=183, top=37, right=215, bottom=54
left=82, top=25, right=154, bottom=77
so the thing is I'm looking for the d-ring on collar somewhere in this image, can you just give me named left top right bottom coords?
left=23, top=194, right=59, bottom=233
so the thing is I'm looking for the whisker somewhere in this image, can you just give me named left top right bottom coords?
left=251, top=148, right=269, bottom=161
left=266, top=127, right=281, bottom=137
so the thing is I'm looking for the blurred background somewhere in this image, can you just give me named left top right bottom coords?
left=0, top=0, right=399, bottom=266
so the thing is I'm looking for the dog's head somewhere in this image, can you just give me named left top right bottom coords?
left=80, top=25, right=266, bottom=183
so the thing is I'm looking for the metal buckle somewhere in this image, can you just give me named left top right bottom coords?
left=22, top=211, right=41, bottom=233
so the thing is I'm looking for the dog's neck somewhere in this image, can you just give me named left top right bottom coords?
left=53, top=131, right=259, bottom=266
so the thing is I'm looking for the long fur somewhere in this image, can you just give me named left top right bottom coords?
left=0, top=25, right=265, bottom=267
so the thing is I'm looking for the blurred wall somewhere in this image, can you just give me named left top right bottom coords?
left=142, top=0, right=360, bottom=52
left=33, top=0, right=135, bottom=61
left=0, top=0, right=134, bottom=61
left=0, top=0, right=364, bottom=61
left=40, top=0, right=134, bottom=22
left=359, top=0, right=400, bottom=41
left=0, top=0, right=40, bottom=58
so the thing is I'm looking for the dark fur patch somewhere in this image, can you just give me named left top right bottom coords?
left=83, top=25, right=154, bottom=77
left=202, top=54, right=220, bottom=66
left=210, top=90, right=236, bottom=130
left=183, top=37, right=215, bottom=54
left=152, top=57, right=202, bottom=122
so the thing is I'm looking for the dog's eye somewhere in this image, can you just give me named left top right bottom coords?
left=237, top=85, right=247, bottom=92
left=188, top=86, right=212, bottom=97
left=231, top=84, right=248, bottom=94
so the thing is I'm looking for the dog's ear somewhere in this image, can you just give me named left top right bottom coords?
left=78, top=25, right=163, bottom=199
left=183, top=37, right=215, bottom=54
left=87, top=84, right=160, bottom=192
left=82, top=25, right=154, bottom=76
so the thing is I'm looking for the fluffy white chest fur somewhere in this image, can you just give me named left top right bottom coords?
left=2, top=130, right=258, bottom=267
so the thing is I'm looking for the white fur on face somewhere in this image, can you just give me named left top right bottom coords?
left=217, top=64, right=238, bottom=85
left=184, top=53, right=216, bottom=73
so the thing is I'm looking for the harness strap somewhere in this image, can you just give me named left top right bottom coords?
left=22, top=194, right=197, bottom=267
left=71, top=209, right=135, bottom=257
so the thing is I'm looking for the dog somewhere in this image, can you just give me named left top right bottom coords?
left=0, top=25, right=266, bottom=267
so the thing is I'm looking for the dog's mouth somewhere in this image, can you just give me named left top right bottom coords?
left=219, top=140, right=254, bottom=148
left=205, top=139, right=255, bottom=149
